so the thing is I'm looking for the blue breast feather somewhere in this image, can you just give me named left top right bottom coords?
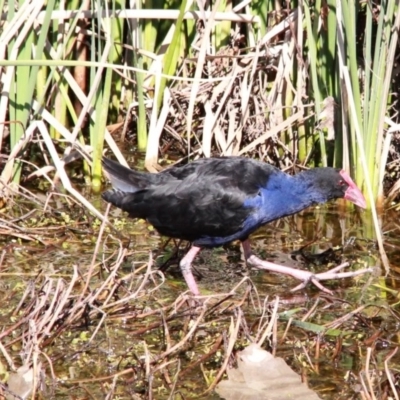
left=194, top=174, right=309, bottom=247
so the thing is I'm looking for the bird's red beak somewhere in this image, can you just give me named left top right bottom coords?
left=340, top=170, right=367, bottom=209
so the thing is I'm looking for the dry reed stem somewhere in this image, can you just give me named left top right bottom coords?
left=0, top=340, right=15, bottom=370
left=364, top=347, right=377, bottom=400
left=179, top=334, right=224, bottom=379
left=146, top=88, right=172, bottom=171
left=257, top=296, right=279, bottom=346
left=203, top=309, right=242, bottom=395
left=324, top=304, right=368, bottom=330
left=301, top=298, right=320, bottom=321
left=300, top=343, right=316, bottom=373
left=156, top=305, right=208, bottom=362
left=384, top=347, right=399, bottom=400
left=280, top=318, right=293, bottom=344
left=166, top=359, right=181, bottom=400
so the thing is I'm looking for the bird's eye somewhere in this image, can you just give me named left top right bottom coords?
left=339, top=180, right=345, bottom=186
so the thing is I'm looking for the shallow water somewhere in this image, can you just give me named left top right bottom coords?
left=0, top=196, right=399, bottom=399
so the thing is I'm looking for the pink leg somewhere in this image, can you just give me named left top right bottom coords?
left=179, top=245, right=202, bottom=295
left=241, top=239, right=373, bottom=294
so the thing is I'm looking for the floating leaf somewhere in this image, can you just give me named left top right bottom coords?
left=216, top=343, right=321, bottom=400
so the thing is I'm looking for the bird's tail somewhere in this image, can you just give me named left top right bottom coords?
left=102, top=157, right=154, bottom=192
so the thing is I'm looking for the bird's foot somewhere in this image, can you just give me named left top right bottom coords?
left=247, top=255, right=374, bottom=295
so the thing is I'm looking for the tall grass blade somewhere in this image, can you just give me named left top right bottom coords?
left=157, top=0, right=188, bottom=111
left=7, top=0, right=55, bottom=185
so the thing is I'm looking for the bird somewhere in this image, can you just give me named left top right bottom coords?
left=101, top=156, right=372, bottom=295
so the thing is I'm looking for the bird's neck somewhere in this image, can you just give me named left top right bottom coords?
left=260, top=172, right=331, bottom=222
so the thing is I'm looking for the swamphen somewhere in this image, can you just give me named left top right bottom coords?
left=102, top=157, right=371, bottom=295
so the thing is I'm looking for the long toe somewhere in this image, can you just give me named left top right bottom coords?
left=290, top=264, right=375, bottom=293
left=290, top=279, right=334, bottom=295
left=247, top=254, right=373, bottom=293
left=313, top=264, right=375, bottom=281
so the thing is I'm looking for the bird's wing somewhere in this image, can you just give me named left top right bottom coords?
left=164, top=157, right=279, bottom=194
left=136, top=176, right=253, bottom=243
